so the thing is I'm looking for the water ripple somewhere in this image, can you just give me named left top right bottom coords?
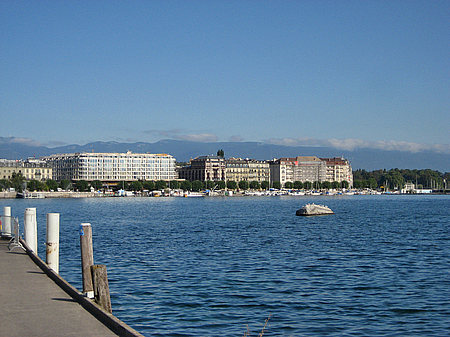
left=2, top=195, right=449, bottom=336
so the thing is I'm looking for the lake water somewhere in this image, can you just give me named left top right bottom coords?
left=1, top=195, right=449, bottom=336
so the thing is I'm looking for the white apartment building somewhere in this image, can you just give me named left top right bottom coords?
left=270, top=156, right=353, bottom=187
left=321, top=157, right=353, bottom=187
left=269, top=158, right=294, bottom=186
left=43, top=152, right=176, bottom=182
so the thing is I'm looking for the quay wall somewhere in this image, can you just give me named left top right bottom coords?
left=0, top=191, right=99, bottom=199
left=0, top=192, right=17, bottom=199
left=42, top=191, right=97, bottom=198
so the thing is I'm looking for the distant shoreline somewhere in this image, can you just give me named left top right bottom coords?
left=1, top=190, right=447, bottom=199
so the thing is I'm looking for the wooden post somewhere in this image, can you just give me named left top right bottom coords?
left=46, top=213, right=60, bottom=273
left=80, top=223, right=94, bottom=298
left=91, top=264, right=112, bottom=313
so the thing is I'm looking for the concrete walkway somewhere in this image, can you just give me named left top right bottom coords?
left=0, top=238, right=119, bottom=337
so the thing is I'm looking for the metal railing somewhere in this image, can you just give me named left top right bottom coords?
left=1, top=215, right=24, bottom=251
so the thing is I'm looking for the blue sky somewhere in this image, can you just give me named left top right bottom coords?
left=1, top=1, right=449, bottom=153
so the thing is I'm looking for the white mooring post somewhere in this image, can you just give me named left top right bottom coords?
left=46, top=213, right=60, bottom=274
left=2, top=206, right=12, bottom=237
left=24, top=208, right=38, bottom=254
left=80, top=223, right=94, bottom=298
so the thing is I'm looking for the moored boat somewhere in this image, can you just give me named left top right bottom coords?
left=16, top=191, right=45, bottom=199
left=184, top=192, right=204, bottom=197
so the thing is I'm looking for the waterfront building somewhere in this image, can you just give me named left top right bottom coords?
left=269, top=158, right=295, bottom=187
left=226, top=158, right=269, bottom=184
left=177, top=156, right=226, bottom=182
left=0, top=159, right=52, bottom=181
left=43, top=152, right=176, bottom=182
left=321, top=157, right=353, bottom=187
left=225, top=158, right=249, bottom=183
left=270, top=156, right=352, bottom=187
left=270, top=156, right=326, bottom=185
left=292, top=156, right=327, bottom=183
left=178, top=156, right=269, bottom=184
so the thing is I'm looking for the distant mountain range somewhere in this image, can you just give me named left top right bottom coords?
left=0, top=137, right=448, bottom=171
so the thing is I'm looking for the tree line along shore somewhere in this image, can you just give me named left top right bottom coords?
left=0, top=168, right=448, bottom=195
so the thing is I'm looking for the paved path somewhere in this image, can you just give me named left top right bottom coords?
left=0, top=238, right=118, bottom=337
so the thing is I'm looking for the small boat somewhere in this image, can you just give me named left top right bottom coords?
left=184, top=192, right=204, bottom=198
left=288, top=191, right=305, bottom=196
left=16, top=192, right=45, bottom=199
left=296, top=203, right=334, bottom=216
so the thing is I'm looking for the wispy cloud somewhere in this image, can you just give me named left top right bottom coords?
left=111, top=136, right=139, bottom=143
left=266, top=137, right=450, bottom=154
left=176, top=133, right=218, bottom=142
left=143, top=129, right=218, bottom=142
left=0, top=137, right=42, bottom=146
left=44, top=140, right=69, bottom=147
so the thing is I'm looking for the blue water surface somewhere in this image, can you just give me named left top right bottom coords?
left=1, top=195, right=449, bottom=336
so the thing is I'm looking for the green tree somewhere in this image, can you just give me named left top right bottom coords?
left=180, top=180, right=192, bottom=191
left=130, top=181, right=143, bottom=191
left=260, top=181, right=269, bottom=190
left=321, top=181, right=331, bottom=190
left=40, top=181, right=50, bottom=191
left=239, top=180, right=249, bottom=190
left=0, top=179, right=11, bottom=191
left=46, top=179, right=58, bottom=191
left=75, top=180, right=89, bottom=192
left=115, top=181, right=130, bottom=191
left=155, top=180, right=167, bottom=190
left=303, top=181, right=312, bottom=189
left=205, top=180, right=215, bottom=190
left=284, top=181, right=293, bottom=189
left=169, top=180, right=180, bottom=189
left=227, top=180, right=237, bottom=190
left=272, top=181, right=281, bottom=189
left=11, top=172, right=25, bottom=192
left=368, top=177, right=378, bottom=189
left=192, top=180, right=204, bottom=192
left=387, top=170, right=405, bottom=190
left=341, top=180, right=349, bottom=189
left=143, top=181, right=155, bottom=191
left=216, top=180, right=226, bottom=189
left=27, top=179, right=40, bottom=191
left=91, top=180, right=103, bottom=190
left=249, top=181, right=260, bottom=190
left=217, top=149, right=224, bottom=158
left=353, top=180, right=364, bottom=189
left=59, top=179, right=72, bottom=190
left=331, top=181, right=340, bottom=189
left=293, top=181, right=303, bottom=189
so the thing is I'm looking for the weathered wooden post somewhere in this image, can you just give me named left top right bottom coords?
left=24, top=208, right=37, bottom=253
left=46, top=213, right=60, bottom=273
left=91, top=264, right=112, bottom=313
left=2, top=206, right=12, bottom=237
left=80, top=223, right=94, bottom=298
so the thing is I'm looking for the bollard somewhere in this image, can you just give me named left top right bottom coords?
left=46, top=213, right=60, bottom=274
left=24, top=208, right=38, bottom=253
left=80, top=223, right=94, bottom=298
left=2, top=206, right=12, bottom=237
left=91, top=264, right=112, bottom=313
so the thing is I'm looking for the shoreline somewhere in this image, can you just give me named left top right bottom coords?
left=1, top=190, right=447, bottom=199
